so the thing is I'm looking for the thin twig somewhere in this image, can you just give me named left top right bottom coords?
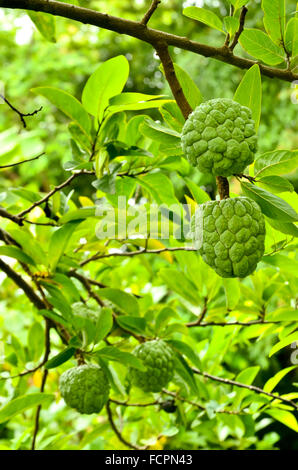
left=0, top=152, right=45, bottom=169
left=187, top=319, right=285, bottom=327
left=230, top=7, right=248, bottom=51
left=80, top=246, right=196, bottom=267
left=106, top=400, right=146, bottom=450
left=192, top=367, right=298, bottom=410
left=31, top=320, right=51, bottom=450
left=0, top=94, right=42, bottom=128
left=163, top=389, right=240, bottom=415
left=17, top=170, right=93, bottom=218
left=141, top=0, right=161, bottom=26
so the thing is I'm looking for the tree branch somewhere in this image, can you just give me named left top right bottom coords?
left=0, top=94, right=42, bottom=128
left=80, top=245, right=197, bottom=267
left=140, top=0, right=161, bottom=26
left=0, top=1, right=296, bottom=82
left=17, top=170, right=93, bottom=218
left=106, top=400, right=146, bottom=450
left=155, top=40, right=193, bottom=119
left=230, top=7, right=248, bottom=51
left=216, top=175, right=230, bottom=199
left=192, top=367, right=298, bottom=410
left=0, top=152, right=45, bottom=169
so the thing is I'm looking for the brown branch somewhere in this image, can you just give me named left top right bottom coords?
left=0, top=207, right=24, bottom=226
left=106, top=400, right=146, bottom=450
left=216, top=176, right=230, bottom=199
left=187, top=319, right=285, bottom=327
left=155, top=40, right=193, bottom=119
left=0, top=94, right=42, bottom=128
left=230, top=7, right=248, bottom=51
left=31, top=367, right=49, bottom=450
left=0, top=1, right=295, bottom=82
left=163, top=389, right=240, bottom=415
left=80, top=246, right=197, bottom=267
left=69, top=270, right=105, bottom=307
left=0, top=152, right=45, bottom=169
left=192, top=367, right=298, bottom=410
left=17, top=170, right=93, bottom=218
left=0, top=258, right=46, bottom=310
left=141, top=0, right=161, bottom=25
left=110, top=398, right=159, bottom=407
left=186, top=296, right=208, bottom=327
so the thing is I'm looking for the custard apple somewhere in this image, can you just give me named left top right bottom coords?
left=72, top=302, right=100, bottom=324
left=130, top=340, right=174, bottom=393
left=191, top=197, right=265, bottom=278
left=59, top=364, right=109, bottom=414
left=181, top=99, right=257, bottom=176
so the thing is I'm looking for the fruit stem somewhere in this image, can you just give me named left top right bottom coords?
left=216, top=176, right=230, bottom=199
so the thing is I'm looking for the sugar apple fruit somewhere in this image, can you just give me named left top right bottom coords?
left=130, top=340, right=174, bottom=393
left=181, top=99, right=257, bottom=176
left=59, top=364, right=110, bottom=414
left=72, top=302, right=100, bottom=324
left=191, top=197, right=265, bottom=278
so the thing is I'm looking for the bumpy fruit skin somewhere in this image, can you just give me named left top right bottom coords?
left=181, top=99, right=257, bottom=176
left=130, top=340, right=174, bottom=393
left=72, top=302, right=100, bottom=324
left=191, top=197, right=265, bottom=278
left=59, top=364, right=110, bottom=414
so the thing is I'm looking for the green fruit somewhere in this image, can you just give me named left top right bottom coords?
left=181, top=99, right=257, bottom=177
left=59, top=364, right=109, bottom=414
left=191, top=197, right=265, bottom=278
left=130, top=340, right=174, bottom=393
left=72, top=302, right=100, bottom=324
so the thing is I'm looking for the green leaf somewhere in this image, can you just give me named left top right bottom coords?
left=183, top=7, right=224, bottom=33
left=32, top=87, right=91, bottom=136
left=116, top=316, right=146, bottom=335
left=223, top=278, right=240, bottom=310
left=264, top=366, right=297, bottom=393
left=167, top=339, right=201, bottom=369
left=107, top=92, right=170, bottom=115
left=155, top=307, right=179, bottom=333
left=285, top=17, right=298, bottom=56
left=174, top=352, right=198, bottom=394
left=28, top=322, right=44, bottom=362
left=59, top=207, right=96, bottom=224
left=49, top=220, right=82, bottom=271
left=258, top=175, right=294, bottom=193
left=229, top=0, right=248, bottom=11
left=262, top=254, right=298, bottom=275
left=255, top=150, right=298, bottom=177
left=185, top=178, right=210, bottom=204
left=160, top=63, right=203, bottom=110
left=241, top=182, right=298, bottom=222
left=262, top=0, right=286, bottom=47
left=82, top=56, right=129, bottom=122
left=159, top=268, right=200, bottom=305
left=94, top=308, right=113, bottom=343
left=45, top=347, right=76, bottom=369
left=99, top=288, right=139, bottom=316
left=141, top=118, right=181, bottom=145
left=234, top=64, right=262, bottom=131
left=0, top=394, right=54, bottom=424
left=28, top=12, right=56, bottom=43
left=160, top=102, right=184, bottom=132
left=137, top=172, right=179, bottom=206
left=239, top=29, right=285, bottom=65
left=224, top=16, right=239, bottom=37
left=233, top=366, right=260, bottom=409
left=267, top=219, right=298, bottom=237
left=266, top=409, right=298, bottom=432
left=96, top=346, right=145, bottom=370
left=0, top=246, right=36, bottom=266
left=269, top=331, right=298, bottom=357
